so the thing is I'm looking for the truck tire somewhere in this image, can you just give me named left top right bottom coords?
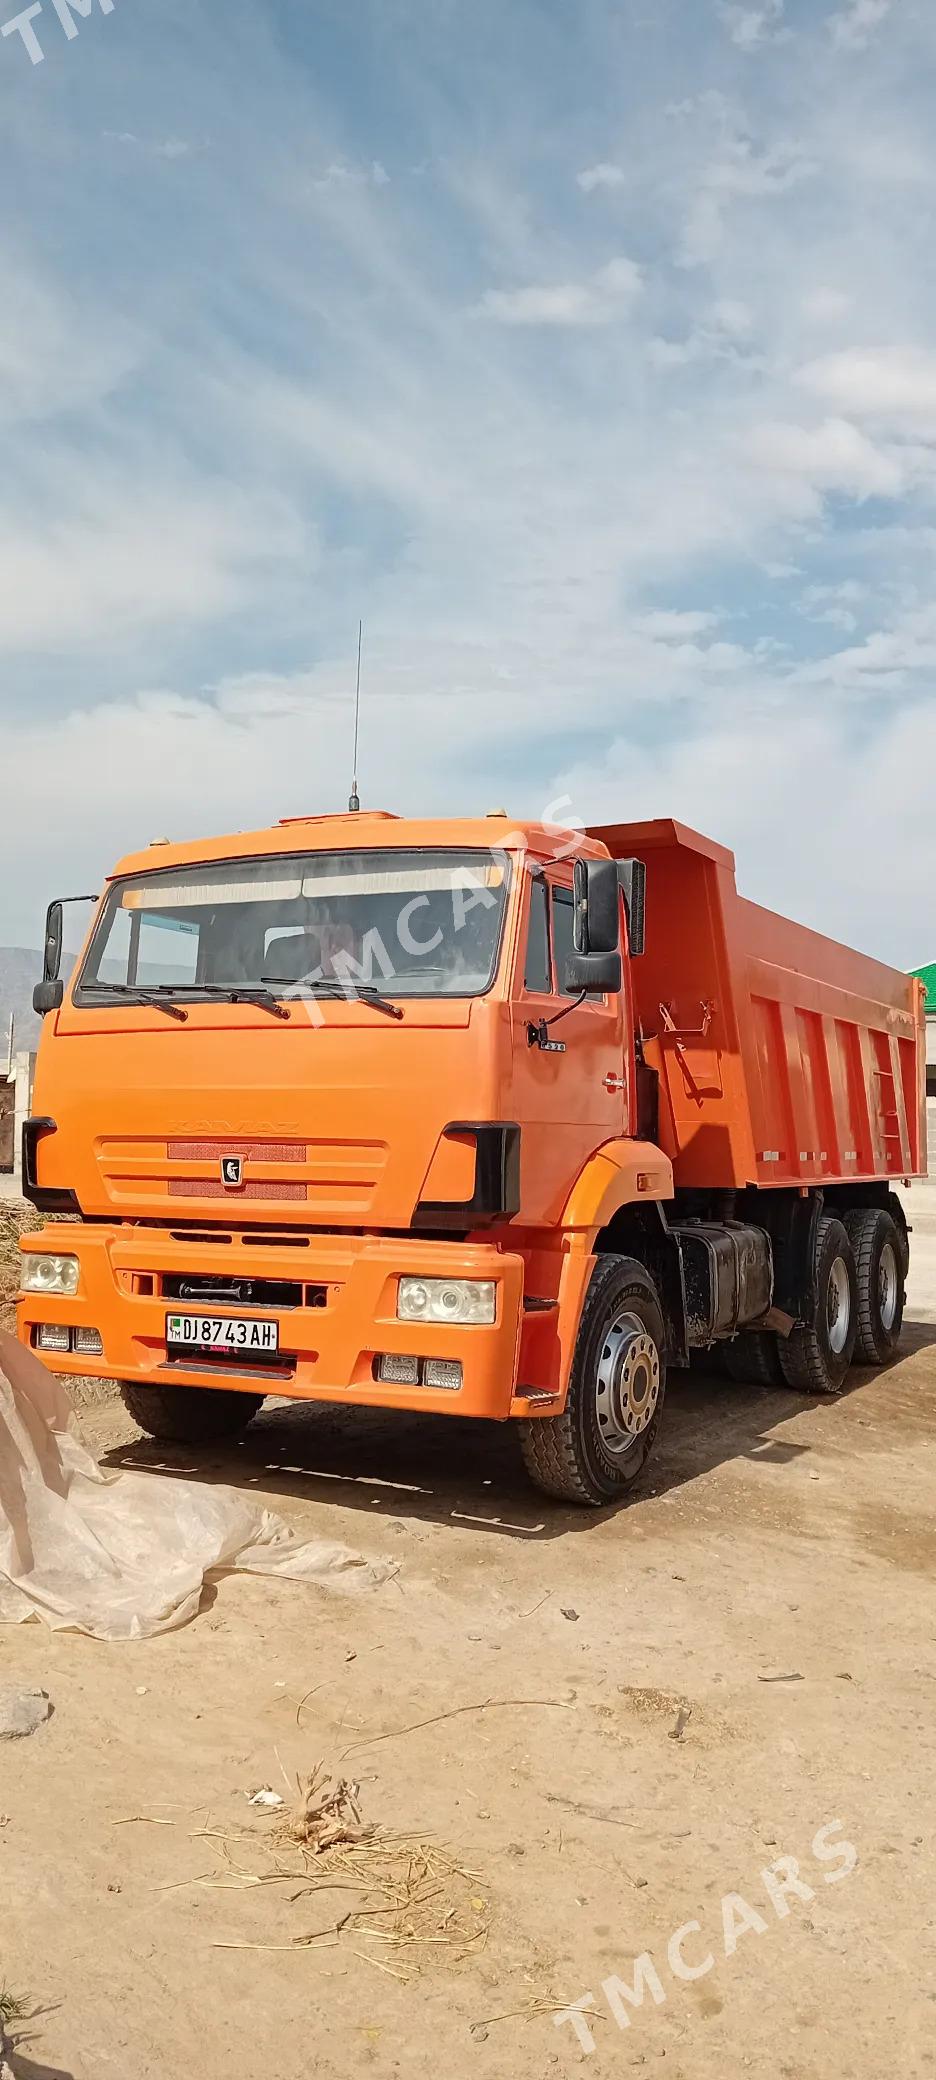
left=724, top=1331, right=784, bottom=1388
left=120, top=1381, right=264, bottom=1443
left=777, top=1216, right=857, bottom=1395
left=843, top=1208, right=905, bottom=1364
left=519, top=1256, right=666, bottom=1506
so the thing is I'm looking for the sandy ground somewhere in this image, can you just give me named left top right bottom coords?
left=2, top=1192, right=936, bottom=2077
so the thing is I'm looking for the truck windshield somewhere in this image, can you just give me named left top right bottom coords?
left=76, top=848, right=512, bottom=1003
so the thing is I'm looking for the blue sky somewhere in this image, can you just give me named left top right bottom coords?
left=1, top=0, right=935, bottom=958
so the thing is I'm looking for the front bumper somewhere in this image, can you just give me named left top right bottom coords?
left=17, top=1225, right=525, bottom=1420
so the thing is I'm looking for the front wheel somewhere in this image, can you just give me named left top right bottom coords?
left=519, top=1255, right=666, bottom=1506
left=120, top=1381, right=264, bottom=1443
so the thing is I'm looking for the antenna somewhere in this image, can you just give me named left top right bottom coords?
left=348, top=620, right=363, bottom=813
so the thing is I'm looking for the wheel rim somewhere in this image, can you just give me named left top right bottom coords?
left=827, top=1256, right=852, bottom=1356
left=595, top=1310, right=661, bottom=1456
left=878, top=1242, right=899, bottom=1332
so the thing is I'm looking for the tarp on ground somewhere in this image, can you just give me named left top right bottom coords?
left=0, top=1330, right=394, bottom=1641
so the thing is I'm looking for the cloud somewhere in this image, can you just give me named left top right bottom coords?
left=648, top=335, right=703, bottom=368
left=103, top=131, right=200, bottom=160
left=828, top=0, right=896, bottom=51
left=649, top=296, right=758, bottom=368
left=798, top=580, right=863, bottom=632
left=577, top=163, right=626, bottom=193
left=311, top=159, right=391, bottom=192
left=2, top=0, right=936, bottom=963
left=746, top=417, right=905, bottom=503
left=478, top=257, right=642, bottom=326
left=717, top=1, right=787, bottom=51
left=635, top=610, right=722, bottom=639
left=677, top=121, right=818, bottom=265
left=550, top=691, right=936, bottom=964
left=799, top=347, right=936, bottom=425
left=0, top=249, right=139, bottom=426
left=801, top=287, right=852, bottom=325
left=0, top=477, right=310, bottom=653
left=793, top=599, right=936, bottom=691
left=711, top=298, right=755, bottom=337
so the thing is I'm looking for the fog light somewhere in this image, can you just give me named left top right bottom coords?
left=73, top=1327, right=104, bottom=1357
left=398, top=1278, right=495, bottom=1325
left=36, top=1324, right=71, bottom=1354
left=21, top=1253, right=80, bottom=1297
left=422, top=1359, right=463, bottom=1392
left=376, top=1353, right=420, bottom=1385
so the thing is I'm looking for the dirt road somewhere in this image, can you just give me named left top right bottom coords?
left=2, top=1209, right=936, bottom=2076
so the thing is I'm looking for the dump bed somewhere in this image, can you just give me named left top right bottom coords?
left=589, top=819, right=926, bottom=1193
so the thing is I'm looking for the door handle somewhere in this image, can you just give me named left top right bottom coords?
left=603, top=1073, right=625, bottom=1093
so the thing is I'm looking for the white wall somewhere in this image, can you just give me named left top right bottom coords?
left=0, top=1051, right=34, bottom=1198
left=927, top=1098, right=936, bottom=1171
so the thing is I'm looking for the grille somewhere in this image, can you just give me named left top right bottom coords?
left=99, top=1135, right=384, bottom=1216
left=169, top=1230, right=234, bottom=1244
left=167, top=1231, right=311, bottom=1247
left=169, top=1179, right=308, bottom=1202
left=168, top=1140, right=305, bottom=1164
left=163, top=1273, right=304, bottom=1309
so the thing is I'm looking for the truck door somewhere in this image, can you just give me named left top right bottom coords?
left=510, top=867, right=627, bottom=1227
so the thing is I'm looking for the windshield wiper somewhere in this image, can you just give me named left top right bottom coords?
left=83, top=983, right=188, bottom=1023
left=84, top=981, right=292, bottom=1022
left=262, top=977, right=405, bottom=1021
left=169, top=983, right=291, bottom=1022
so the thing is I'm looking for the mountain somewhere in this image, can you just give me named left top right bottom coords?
left=0, top=949, right=43, bottom=1055
left=0, top=950, right=213, bottom=1051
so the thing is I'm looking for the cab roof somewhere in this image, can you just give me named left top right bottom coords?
left=108, top=812, right=610, bottom=882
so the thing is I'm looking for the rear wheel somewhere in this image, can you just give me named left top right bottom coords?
left=778, top=1215, right=857, bottom=1395
left=519, top=1255, right=666, bottom=1506
left=723, top=1330, right=785, bottom=1387
left=843, top=1208, right=905, bottom=1364
left=120, top=1381, right=263, bottom=1443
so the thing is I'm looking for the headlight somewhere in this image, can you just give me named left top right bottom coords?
left=20, top=1253, right=80, bottom=1297
left=397, top=1277, right=496, bottom=1325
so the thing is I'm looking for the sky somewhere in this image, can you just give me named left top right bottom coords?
left=1, top=0, right=935, bottom=961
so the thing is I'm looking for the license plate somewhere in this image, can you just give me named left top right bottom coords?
left=166, top=1313, right=279, bottom=1354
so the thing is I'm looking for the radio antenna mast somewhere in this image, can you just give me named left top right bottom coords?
left=348, top=620, right=363, bottom=813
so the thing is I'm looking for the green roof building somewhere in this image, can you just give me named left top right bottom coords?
left=910, top=967, right=936, bottom=1114
left=911, top=962, right=936, bottom=1007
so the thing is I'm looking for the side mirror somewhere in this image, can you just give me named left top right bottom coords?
left=32, top=892, right=97, bottom=1015
left=43, top=900, right=64, bottom=983
left=33, top=978, right=64, bottom=1015
left=618, top=859, right=646, bottom=957
left=573, top=857, right=620, bottom=956
left=34, top=900, right=65, bottom=1013
left=563, top=949, right=623, bottom=997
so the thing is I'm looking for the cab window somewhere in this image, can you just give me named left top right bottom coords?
left=521, top=873, right=618, bottom=1003
left=523, top=878, right=552, bottom=994
left=550, top=888, right=578, bottom=997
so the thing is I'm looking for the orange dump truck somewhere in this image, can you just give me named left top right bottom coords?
left=17, top=812, right=926, bottom=1504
